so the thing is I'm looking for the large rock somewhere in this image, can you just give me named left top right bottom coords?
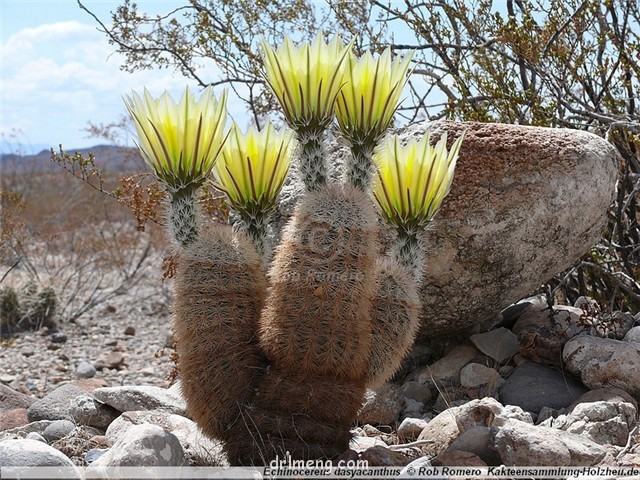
left=0, top=384, right=35, bottom=413
left=92, top=385, right=187, bottom=415
left=27, top=384, right=87, bottom=422
left=87, top=424, right=184, bottom=468
left=492, top=419, right=607, bottom=466
left=357, top=384, right=403, bottom=426
left=0, top=439, right=82, bottom=478
left=563, top=335, right=640, bottom=396
left=556, top=400, right=637, bottom=446
left=402, top=121, right=618, bottom=336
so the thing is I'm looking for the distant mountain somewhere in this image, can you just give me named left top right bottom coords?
left=0, top=144, right=145, bottom=174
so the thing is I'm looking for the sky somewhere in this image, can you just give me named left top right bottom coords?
left=1, top=0, right=234, bottom=154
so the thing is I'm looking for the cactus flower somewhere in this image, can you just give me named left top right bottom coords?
left=212, top=121, right=296, bottom=217
left=124, top=87, right=228, bottom=192
left=336, top=48, right=413, bottom=145
left=261, top=34, right=350, bottom=128
left=373, top=132, right=463, bottom=231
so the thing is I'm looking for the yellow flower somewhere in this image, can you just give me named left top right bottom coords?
left=373, top=132, right=463, bottom=230
left=212, top=121, right=296, bottom=216
left=124, top=87, right=228, bottom=192
left=261, top=34, right=350, bottom=128
left=336, top=48, right=413, bottom=144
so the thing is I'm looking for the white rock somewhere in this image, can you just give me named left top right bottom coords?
left=397, top=417, right=429, bottom=440
left=416, top=344, right=482, bottom=385
left=92, top=385, right=187, bottom=415
left=560, top=400, right=637, bottom=446
left=0, top=439, right=81, bottom=478
left=106, top=410, right=225, bottom=466
left=87, top=424, right=184, bottom=468
left=69, top=394, right=120, bottom=430
left=460, top=363, right=505, bottom=388
left=563, top=335, right=640, bottom=396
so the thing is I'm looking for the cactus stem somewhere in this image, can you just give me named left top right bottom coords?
left=392, top=226, right=425, bottom=286
left=296, top=125, right=327, bottom=191
left=168, top=187, right=199, bottom=249
left=347, top=142, right=376, bottom=191
left=237, top=210, right=269, bottom=256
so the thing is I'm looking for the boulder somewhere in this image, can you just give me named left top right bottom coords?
left=0, top=384, right=35, bottom=413
left=69, top=394, right=120, bottom=430
left=469, top=328, right=519, bottom=364
left=397, top=121, right=618, bottom=336
left=416, top=344, right=484, bottom=386
left=556, top=400, right=637, bottom=446
left=42, top=419, right=75, bottom=442
left=563, top=335, right=640, bottom=396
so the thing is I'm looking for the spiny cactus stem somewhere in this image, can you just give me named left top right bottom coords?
left=347, top=142, right=376, bottom=191
left=169, top=187, right=199, bottom=249
left=296, top=125, right=327, bottom=191
left=394, top=227, right=426, bottom=286
left=238, top=210, right=269, bottom=256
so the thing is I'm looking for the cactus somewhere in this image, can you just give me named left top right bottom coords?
left=0, top=283, right=57, bottom=334
left=125, top=38, right=463, bottom=465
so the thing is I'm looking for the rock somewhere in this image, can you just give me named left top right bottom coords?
left=401, top=398, right=424, bottom=419
left=0, top=383, right=34, bottom=412
left=593, top=311, right=635, bottom=339
left=500, top=405, right=534, bottom=425
left=69, top=395, right=120, bottom=430
left=443, top=426, right=500, bottom=465
left=25, top=432, right=46, bottom=443
left=94, top=351, right=126, bottom=370
left=469, top=328, right=519, bottom=364
left=105, top=410, right=224, bottom=466
left=416, top=344, right=483, bottom=385
left=499, top=361, right=587, bottom=414
left=397, top=417, right=429, bottom=440
left=624, top=326, right=640, bottom=343
left=557, top=400, right=637, bottom=446
left=0, top=439, right=81, bottom=477
left=360, top=446, right=410, bottom=466
left=76, top=361, right=97, bottom=379
left=50, top=332, right=67, bottom=343
left=0, top=420, right=54, bottom=441
left=86, top=424, right=184, bottom=467
left=563, top=335, right=640, bottom=396
left=42, top=419, right=75, bottom=442
left=492, top=419, right=607, bottom=466
left=568, top=387, right=638, bottom=413
left=434, top=450, right=488, bottom=467
left=398, top=457, right=439, bottom=479
left=123, top=326, right=136, bottom=336
left=349, top=435, right=387, bottom=453
left=92, top=385, right=187, bottom=415
left=399, top=381, right=432, bottom=405
left=85, top=448, right=108, bottom=464
left=460, top=363, right=505, bottom=389
left=400, top=121, right=618, bottom=336
left=21, top=348, right=34, bottom=357
left=417, top=397, right=504, bottom=457
left=0, top=408, right=29, bottom=431
left=513, top=304, right=587, bottom=368
left=27, top=384, right=87, bottom=421
left=357, top=384, right=403, bottom=426
left=70, top=378, right=109, bottom=393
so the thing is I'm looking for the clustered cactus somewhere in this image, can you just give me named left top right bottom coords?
left=125, top=33, right=463, bottom=465
left=0, top=282, right=57, bottom=334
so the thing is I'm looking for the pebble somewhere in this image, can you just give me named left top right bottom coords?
left=76, top=361, right=97, bottom=379
left=499, top=361, right=587, bottom=414
left=85, top=448, right=108, bottom=464
left=563, top=335, right=640, bottom=396
left=94, top=351, right=126, bottom=370
left=360, top=446, right=410, bottom=466
left=399, top=381, right=432, bottom=405
left=42, top=419, right=75, bottom=442
left=0, top=383, right=35, bottom=412
left=470, top=327, right=519, bottom=364
left=123, top=326, right=136, bottom=336
left=50, top=332, right=68, bottom=344
left=0, top=374, right=17, bottom=384
left=25, top=432, right=47, bottom=443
